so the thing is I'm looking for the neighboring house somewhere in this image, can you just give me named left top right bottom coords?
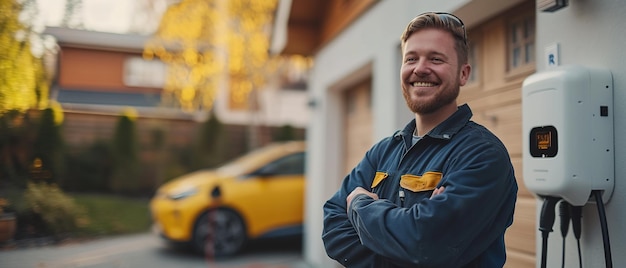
left=274, top=0, right=626, bottom=267
left=43, top=26, right=309, bottom=189
left=43, top=27, right=189, bottom=146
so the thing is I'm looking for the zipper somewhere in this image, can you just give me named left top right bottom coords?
left=397, top=133, right=422, bottom=169
left=397, top=133, right=410, bottom=208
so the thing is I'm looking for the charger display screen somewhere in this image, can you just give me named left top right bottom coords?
left=529, top=126, right=558, bottom=157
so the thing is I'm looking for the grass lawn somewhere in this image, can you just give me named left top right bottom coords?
left=71, top=194, right=152, bottom=237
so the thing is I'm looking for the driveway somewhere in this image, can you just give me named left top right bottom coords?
left=0, top=232, right=310, bottom=268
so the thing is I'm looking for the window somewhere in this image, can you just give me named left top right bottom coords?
left=507, top=12, right=535, bottom=72
left=467, top=40, right=480, bottom=85
left=253, top=152, right=306, bottom=176
left=123, top=57, right=167, bottom=88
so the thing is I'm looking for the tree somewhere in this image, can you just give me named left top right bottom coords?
left=0, top=0, right=49, bottom=113
left=144, top=0, right=314, bottom=150
left=273, top=124, right=297, bottom=142
left=0, top=110, right=35, bottom=188
left=109, top=109, right=141, bottom=194
left=192, top=109, right=226, bottom=169
left=31, top=104, right=65, bottom=185
left=143, top=0, right=281, bottom=112
left=60, top=0, right=84, bottom=29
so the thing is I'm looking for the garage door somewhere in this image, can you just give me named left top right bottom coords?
left=342, top=77, right=373, bottom=176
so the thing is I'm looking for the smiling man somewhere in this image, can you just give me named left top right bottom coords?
left=322, top=12, right=518, bottom=268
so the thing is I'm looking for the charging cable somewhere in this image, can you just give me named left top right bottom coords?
left=538, top=193, right=611, bottom=268
left=570, top=204, right=583, bottom=268
left=539, top=196, right=560, bottom=268
left=593, top=190, right=613, bottom=268
left=559, top=201, right=571, bottom=268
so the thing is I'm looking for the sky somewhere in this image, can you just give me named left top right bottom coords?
left=36, top=0, right=139, bottom=34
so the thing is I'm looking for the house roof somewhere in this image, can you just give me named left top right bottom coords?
left=54, top=88, right=197, bottom=120
left=43, top=26, right=150, bottom=53
left=271, top=0, right=377, bottom=57
left=271, top=0, right=329, bottom=56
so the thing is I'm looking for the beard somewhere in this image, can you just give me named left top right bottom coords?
left=402, top=81, right=460, bottom=115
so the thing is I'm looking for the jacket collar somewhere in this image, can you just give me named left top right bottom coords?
left=394, top=104, right=473, bottom=144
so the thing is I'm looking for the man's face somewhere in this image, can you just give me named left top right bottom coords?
left=400, top=28, right=470, bottom=115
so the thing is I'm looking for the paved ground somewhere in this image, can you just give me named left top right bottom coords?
left=0, top=232, right=311, bottom=268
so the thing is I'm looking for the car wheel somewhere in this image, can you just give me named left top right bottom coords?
left=192, top=208, right=247, bottom=257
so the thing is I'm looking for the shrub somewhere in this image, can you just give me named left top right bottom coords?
left=64, top=141, right=113, bottom=193
left=109, top=112, right=140, bottom=194
left=192, top=109, right=226, bottom=169
left=0, top=197, right=10, bottom=214
left=0, top=110, right=37, bottom=189
left=273, top=124, right=297, bottom=141
left=21, top=182, right=88, bottom=236
left=31, top=106, right=65, bottom=185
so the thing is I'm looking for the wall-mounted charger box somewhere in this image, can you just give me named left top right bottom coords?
left=522, top=65, right=614, bottom=206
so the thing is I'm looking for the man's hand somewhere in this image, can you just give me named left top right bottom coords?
left=346, top=187, right=379, bottom=212
left=430, top=186, right=445, bottom=199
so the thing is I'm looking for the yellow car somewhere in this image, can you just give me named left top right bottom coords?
left=150, top=141, right=306, bottom=256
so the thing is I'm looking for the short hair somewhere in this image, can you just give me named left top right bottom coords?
left=400, top=12, right=469, bottom=65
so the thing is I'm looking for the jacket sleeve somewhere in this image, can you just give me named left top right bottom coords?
left=347, top=143, right=518, bottom=267
left=322, top=145, right=382, bottom=267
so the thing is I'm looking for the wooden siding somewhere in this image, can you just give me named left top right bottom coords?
left=458, top=1, right=537, bottom=266
left=61, top=111, right=305, bottom=158
left=342, top=77, right=373, bottom=176
left=61, top=112, right=197, bottom=151
left=283, top=0, right=378, bottom=56
left=320, top=0, right=378, bottom=45
left=58, top=47, right=161, bottom=94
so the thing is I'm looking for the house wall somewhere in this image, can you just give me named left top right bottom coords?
left=535, top=1, right=626, bottom=267
left=58, top=47, right=160, bottom=94
left=60, top=111, right=197, bottom=151
left=456, top=2, right=536, bottom=266
left=214, top=85, right=310, bottom=129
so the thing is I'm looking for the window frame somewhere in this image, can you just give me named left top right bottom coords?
left=505, top=9, right=536, bottom=78
left=123, top=56, right=167, bottom=88
left=464, top=36, right=481, bottom=88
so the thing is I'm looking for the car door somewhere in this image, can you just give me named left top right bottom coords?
left=234, top=152, right=306, bottom=238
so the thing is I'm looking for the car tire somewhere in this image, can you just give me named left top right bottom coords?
left=192, top=208, right=247, bottom=257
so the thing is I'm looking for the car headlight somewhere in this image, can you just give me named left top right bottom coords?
left=167, top=186, right=198, bottom=200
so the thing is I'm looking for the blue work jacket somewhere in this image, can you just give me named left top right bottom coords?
left=322, top=104, right=518, bottom=267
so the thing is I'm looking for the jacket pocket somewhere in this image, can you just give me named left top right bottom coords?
left=400, top=172, right=442, bottom=192
left=371, top=172, right=388, bottom=189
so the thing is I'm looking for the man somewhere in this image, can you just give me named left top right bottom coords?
left=322, top=12, right=518, bottom=267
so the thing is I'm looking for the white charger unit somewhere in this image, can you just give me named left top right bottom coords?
left=522, top=65, right=614, bottom=206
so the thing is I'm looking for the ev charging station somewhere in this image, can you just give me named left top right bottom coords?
left=522, top=65, right=614, bottom=268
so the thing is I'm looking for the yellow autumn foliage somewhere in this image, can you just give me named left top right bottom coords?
left=144, top=0, right=297, bottom=112
left=0, top=0, right=48, bottom=114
